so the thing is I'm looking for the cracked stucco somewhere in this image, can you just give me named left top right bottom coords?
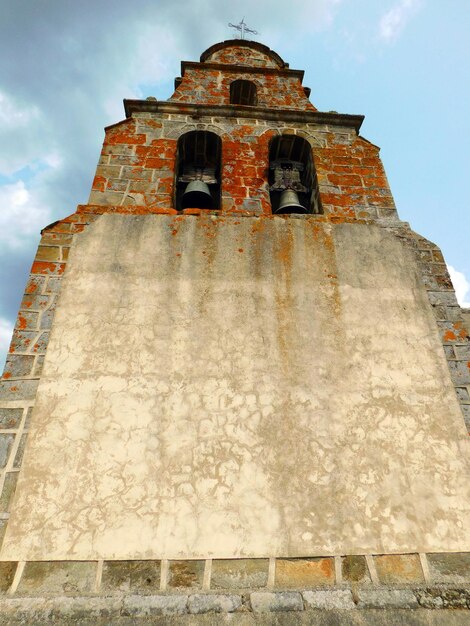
left=2, top=215, right=469, bottom=560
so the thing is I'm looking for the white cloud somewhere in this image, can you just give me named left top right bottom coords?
left=0, top=317, right=13, bottom=369
left=0, top=181, right=52, bottom=249
left=448, top=266, right=470, bottom=308
left=378, top=0, right=422, bottom=43
left=0, top=91, right=40, bottom=129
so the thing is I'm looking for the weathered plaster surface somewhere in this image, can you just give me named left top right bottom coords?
left=2, top=215, right=469, bottom=560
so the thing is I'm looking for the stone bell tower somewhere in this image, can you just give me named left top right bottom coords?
left=0, top=40, right=468, bottom=621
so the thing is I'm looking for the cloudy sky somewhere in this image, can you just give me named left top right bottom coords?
left=0, top=0, right=469, bottom=368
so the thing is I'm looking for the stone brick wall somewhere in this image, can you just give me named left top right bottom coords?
left=0, top=213, right=95, bottom=540
left=170, top=67, right=316, bottom=111
left=88, top=113, right=395, bottom=222
left=0, top=553, right=468, bottom=622
left=389, top=225, right=470, bottom=432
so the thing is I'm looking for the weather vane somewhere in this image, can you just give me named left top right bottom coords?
left=228, top=18, right=259, bottom=40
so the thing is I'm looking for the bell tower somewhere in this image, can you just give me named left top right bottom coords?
left=0, top=40, right=468, bottom=620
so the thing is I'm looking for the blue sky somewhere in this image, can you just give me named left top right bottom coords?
left=0, top=0, right=469, bottom=368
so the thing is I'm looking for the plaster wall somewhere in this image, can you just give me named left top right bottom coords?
left=2, top=215, right=469, bottom=560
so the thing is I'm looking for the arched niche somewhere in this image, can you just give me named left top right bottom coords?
left=175, top=131, right=222, bottom=210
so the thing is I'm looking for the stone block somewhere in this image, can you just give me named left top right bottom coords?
left=0, top=408, right=22, bottom=429
left=33, top=355, right=45, bottom=376
left=443, top=345, right=455, bottom=359
left=21, top=293, right=53, bottom=311
left=302, top=589, right=356, bottom=609
left=102, top=144, right=136, bottom=156
left=357, top=589, right=418, bottom=608
left=13, top=434, right=27, bottom=468
left=188, top=593, right=242, bottom=614
left=16, top=312, right=40, bottom=332
left=41, top=233, right=73, bottom=246
left=24, top=407, right=33, bottom=429
left=0, top=379, right=38, bottom=401
left=416, top=587, right=470, bottom=609
left=49, top=596, right=121, bottom=620
left=25, top=275, right=47, bottom=295
left=107, top=178, right=129, bottom=191
left=3, top=354, right=35, bottom=378
left=455, top=387, right=470, bottom=402
left=0, top=520, right=6, bottom=544
left=36, top=246, right=61, bottom=262
left=275, top=558, right=334, bottom=588
left=88, top=190, right=124, bottom=205
left=101, top=560, right=161, bottom=592
left=9, top=331, right=39, bottom=353
left=211, top=559, right=268, bottom=589
left=448, top=361, right=470, bottom=385
left=447, top=306, right=466, bottom=322
left=427, top=553, right=470, bottom=583
left=32, top=331, right=49, bottom=353
left=44, top=277, right=62, bottom=295
left=0, top=472, right=18, bottom=512
left=122, top=594, right=188, bottom=616
left=40, top=308, right=54, bottom=330
left=341, top=555, right=370, bottom=583
left=0, top=434, right=15, bottom=468
left=18, top=561, right=96, bottom=594
left=375, top=554, right=424, bottom=584
left=250, top=591, right=303, bottom=612
left=168, top=560, right=205, bottom=589
left=0, top=562, right=17, bottom=593
left=121, top=166, right=153, bottom=180
left=96, top=165, right=122, bottom=179
left=455, top=345, right=470, bottom=360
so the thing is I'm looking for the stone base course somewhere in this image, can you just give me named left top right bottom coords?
left=0, top=590, right=469, bottom=625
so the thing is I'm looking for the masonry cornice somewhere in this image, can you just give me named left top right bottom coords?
left=180, top=61, right=304, bottom=80
left=122, top=99, right=365, bottom=132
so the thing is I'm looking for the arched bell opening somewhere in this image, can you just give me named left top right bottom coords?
left=268, top=135, right=322, bottom=215
left=175, top=131, right=222, bottom=210
left=230, top=80, right=257, bottom=106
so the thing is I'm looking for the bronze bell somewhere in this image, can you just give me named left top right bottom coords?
left=182, top=180, right=213, bottom=209
left=275, top=189, right=307, bottom=214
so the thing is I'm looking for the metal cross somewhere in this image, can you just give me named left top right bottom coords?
left=228, top=18, right=258, bottom=40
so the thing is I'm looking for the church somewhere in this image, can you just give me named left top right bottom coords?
left=0, top=38, right=468, bottom=622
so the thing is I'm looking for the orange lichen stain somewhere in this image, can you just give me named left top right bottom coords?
left=250, top=218, right=267, bottom=235
left=31, top=261, right=65, bottom=275
left=176, top=253, right=181, bottom=257
left=320, top=559, right=334, bottom=578
left=171, top=229, right=178, bottom=236
left=3, top=373, right=11, bottom=379
left=443, top=331, right=456, bottom=341
left=17, top=315, right=27, bottom=330
left=238, top=248, right=244, bottom=253
left=25, top=283, right=38, bottom=295
left=10, top=386, right=18, bottom=392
